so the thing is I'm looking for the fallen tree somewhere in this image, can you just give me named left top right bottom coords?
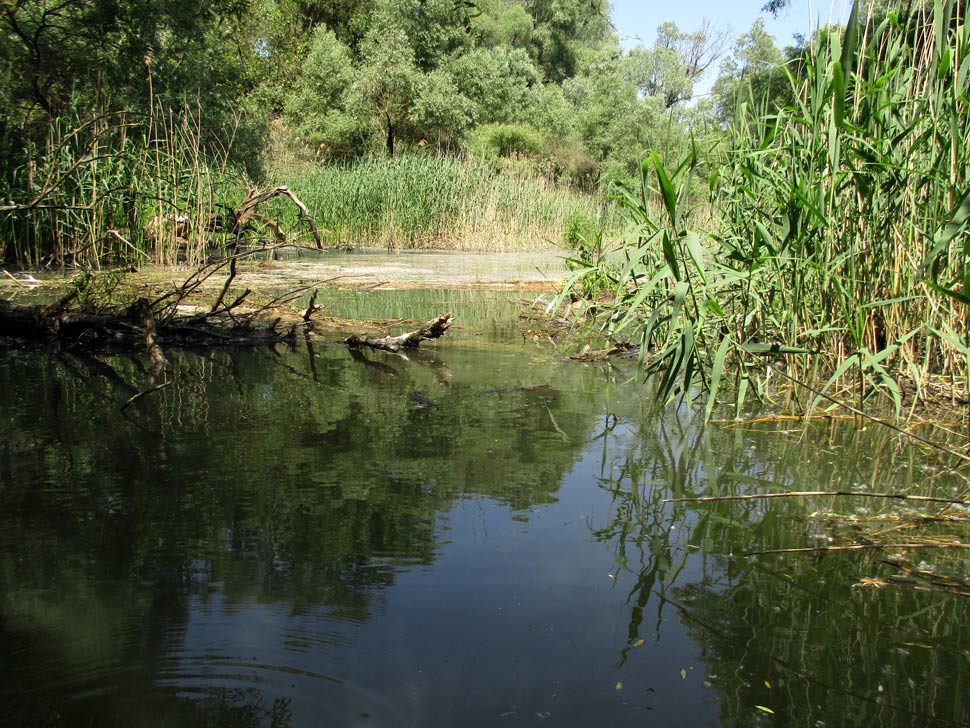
left=0, top=251, right=454, bottom=408
left=345, top=313, right=453, bottom=353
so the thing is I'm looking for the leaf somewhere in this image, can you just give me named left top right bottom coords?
left=705, top=335, right=733, bottom=422
left=923, top=279, right=970, bottom=306
left=755, top=705, right=775, bottom=715
left=661, top=231, right=681, bottom=281
left=632, top=639, right=645, bottom=648
left=680, top=668, right=687, bottom=679
left=651, top=151, right=678, bottom=227
left=615, top=681, right=623, bottom=692
left=920, top=187, right=970, bottom=278
left=840, top=0, right=862, bottom=83
left=684, top=231, right=707, bottom=283
left=739, top=343, right=813, bottom=355
left=832, top=60, right=846, bottom=128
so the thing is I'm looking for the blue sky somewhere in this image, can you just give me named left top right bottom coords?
left=609, top=0, right=851, bottom=51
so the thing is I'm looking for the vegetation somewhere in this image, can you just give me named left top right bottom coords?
left=559, top=0, right=970, bottom=416
left=3, top=0, right=969, bottom=413
left=0, top=0, right=731, bottom=265
left=278, top=153, right=607, bottom=251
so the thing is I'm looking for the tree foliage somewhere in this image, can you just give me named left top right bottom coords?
left=0, top=0, right=809, bottom=264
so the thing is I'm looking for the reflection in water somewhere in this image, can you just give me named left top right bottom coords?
left=0, top=310, right=968, bottom=726
left=593, top=410, right=970, bottom=728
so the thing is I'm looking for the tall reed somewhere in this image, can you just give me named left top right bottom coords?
left=0, top=105, right=244, bottom=269
left=277, top=154, right=612, bottom=253
left=565, top=0, right=970, bottom=417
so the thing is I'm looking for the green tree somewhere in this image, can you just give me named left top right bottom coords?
left=522, top=0, right=612, bottom=82
left=283, top=27, right=367, bottom=158
left=443, top=47, right=541, bottom=124
left=0, top=0, right=268, bottom=174
left=712, top=19, right=792, bottom=122
left=356, top=19, right=425, bottom=156
left=625, top=22, right=730, bottom=108
left=471, top=0, right=535, bottom=48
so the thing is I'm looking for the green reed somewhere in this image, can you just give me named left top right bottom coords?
left=564, top=0, right=970, bottom=417
left=0, top=105, right=245, bottom=269
left=278, top=153, right=610, bottom=252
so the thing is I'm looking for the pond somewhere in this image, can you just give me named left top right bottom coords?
left=0, top=288, right=968, bottom=727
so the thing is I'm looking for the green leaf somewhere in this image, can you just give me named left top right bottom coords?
left=920, top=187, right=970, bottom=278
left=651, top=151, right=678, bottom=228
left=832, top=60, right=846, bottom=128
left=684, top=231, right=707, bottom=283
left=924, top=279, right=970, bottom=306
left=661, top=232, right=681, bottom=281
left=705, top=336, right=733, bottom=421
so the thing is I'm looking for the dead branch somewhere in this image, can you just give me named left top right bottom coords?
left=569, top=342, right=638, bottom=361
left=664, top=491, right=970, bottom=507
left=744, top=543, right=970, bottom=556
left=210, top=256, right=239, bottom=313
left=120, top=381, right=173, bottom=412
left=233, top=186, right=322, bottom=249
left=133, top=297, right=166, bottom=381
left=303, top=288, right=320, bottom=322
left=345, top=313, right=453, bottom=353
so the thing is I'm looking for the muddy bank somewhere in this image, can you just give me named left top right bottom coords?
left=1, top=249, right=570, bottom=298
left=226, top=249, right=569, bottom=291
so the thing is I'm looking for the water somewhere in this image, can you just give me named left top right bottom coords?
left=1, top=291, right=968, bottom=727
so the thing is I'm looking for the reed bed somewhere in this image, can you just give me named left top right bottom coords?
left=716, top=0, right=970, bottom=409
left=567, top=0, right=970, bottom=418
left=279, top=154, right=611, bottom=252
left=0, top=106, right=246, bottom=269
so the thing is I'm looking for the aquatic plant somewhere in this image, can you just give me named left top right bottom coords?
left=275, top=152, right=612, bottom=252
left=562, top=0, right=970, bottom=418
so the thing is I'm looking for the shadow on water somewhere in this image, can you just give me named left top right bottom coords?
left=0, top=290, right=967, bottom=727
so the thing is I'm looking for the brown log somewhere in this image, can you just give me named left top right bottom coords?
left=345, top=313, right=453, bottom=352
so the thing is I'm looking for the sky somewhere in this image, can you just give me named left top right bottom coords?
left=609, top=0, right=852, bottom=51
left=609, top=0, right=852, bottom=96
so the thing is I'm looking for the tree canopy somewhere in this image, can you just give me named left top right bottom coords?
left=0, top=0, right=800, bottom=185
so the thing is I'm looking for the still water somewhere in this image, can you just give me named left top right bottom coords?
left=0, top=290, right=968, bottom=727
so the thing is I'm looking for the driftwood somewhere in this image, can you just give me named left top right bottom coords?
left=569, top=342, right=638, bottom=362
left=345, top=313, right=453, bottom=353
left=0, top=298, right=297, bottom=349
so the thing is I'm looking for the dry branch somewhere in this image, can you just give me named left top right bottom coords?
left=744, top=543, right=970, bottom=556
left=663, top=491, right=970, bottom=507
left=345, top=313, right=453, bottom=352
left=233, top=186, right=322, bottom=249
left=133, top=297, right=167, bottom=380
left=569, top=342, right=638, bottom=361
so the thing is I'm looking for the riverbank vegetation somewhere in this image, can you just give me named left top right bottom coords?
left=1, top=0, right=968, bottom=414
left=0, top=0, right=728, bottom=265
left=557, top=0, right=970, bottom=418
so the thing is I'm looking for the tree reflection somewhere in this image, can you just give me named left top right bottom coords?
left=0, top=341, right=606, bottom=725
left=592, top=408, right=970, bottom=727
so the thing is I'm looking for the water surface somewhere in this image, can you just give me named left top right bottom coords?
left=0, top=290, right=967, bottom=727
